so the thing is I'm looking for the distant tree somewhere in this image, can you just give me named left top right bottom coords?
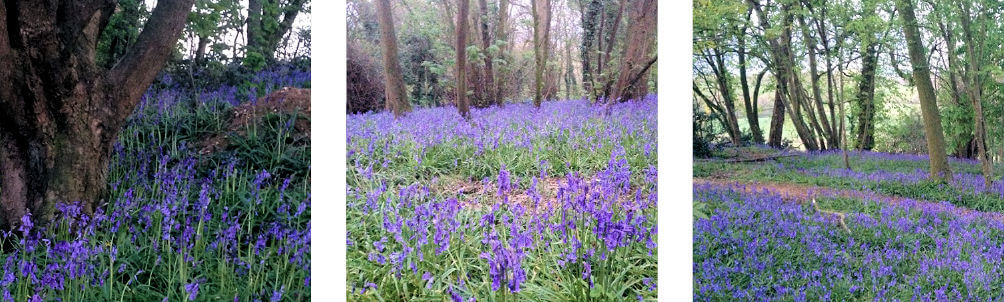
left=457, top=0, right=471, bottom=118
left=97, top=0, right=149, bottom=68
left=246, top=0, right=308, bottom=65
left=0, top=0, right=196, bottom=228
left=477, top=0, right=496, bottom=106
left=895, top=0, right=953, bottom=181
left=374, top=0, right=411, bottom=117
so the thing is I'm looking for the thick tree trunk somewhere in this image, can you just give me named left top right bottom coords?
left=375, top=0, right=411, bottom=117
left=457, top=0, right=472, bottom=118
left=896, top=0, right=952, bottom=181
left=855, top=40, right=878, bottom=150
left=532, top=0, right=551, bottom=107
left=0, top=0, right=194, bottom=228
left=609, top=0, right=656, bottom=103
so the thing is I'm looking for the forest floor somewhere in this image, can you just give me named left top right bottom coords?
left=694, top=145, right=1004, bottom=300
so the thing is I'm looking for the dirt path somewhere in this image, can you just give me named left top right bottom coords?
left=694, top=177, right=1004, bottom=223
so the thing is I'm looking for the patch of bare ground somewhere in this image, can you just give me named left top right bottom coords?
left=199, top=87, right=310, bottom=154
left=434, top=175, right=645, bottom=213
left=694, top=178, right=1004, bottom=223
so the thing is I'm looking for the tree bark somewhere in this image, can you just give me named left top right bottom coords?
left=375, top=0, right=411, bottom=117
left=457, top=0, right=471, bottom=118
left=245, top=0, right=307, bottom=61
left=580, top=0, right=601, bottom=102
left=738, top=12, right=765, bottom=144
left=495, top=0, right=510, bottom=106
left=532, top=0, right=551, bottom=107
left=608, top=0, right=656, bottom=103
left=854, top=40, right=878, bottom=150
left=958, top=3, right=992, bottom=184
left=896, top=0, right=952, bottom=181
left=477, top=0, right=496, bottom=106
left=747, top=0, right=819, bottom=151
left=768, top=81, right=787, bottom=148
left=0, top=0, right=194, bottom=228
left=798, top=12, right=835, bottom=147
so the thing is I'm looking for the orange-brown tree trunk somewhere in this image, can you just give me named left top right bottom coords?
left=609, top=0, right=656, bottom=103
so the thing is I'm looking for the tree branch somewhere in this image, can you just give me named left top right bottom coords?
left=107, top=0, right=195, bottom=119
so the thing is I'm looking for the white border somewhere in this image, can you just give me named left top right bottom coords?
left=660, top=0, right=694, bottom=300
left=313, top=0, right=345, bottom=300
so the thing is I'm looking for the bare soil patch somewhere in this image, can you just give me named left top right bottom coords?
left=200, top=87, right=310, bottom=154
left=694, top=177, right=1004, bottom=222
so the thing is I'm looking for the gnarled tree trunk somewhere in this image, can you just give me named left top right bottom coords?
left=0, top=0, right=195, bottom=228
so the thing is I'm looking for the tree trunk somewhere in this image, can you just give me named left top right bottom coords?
left=247, top=0, right=263, bottom=54
left=855, top=40, right=878, bottom=150
left=708, top=48, right=742, bottom=145
left=608, top=0, right=656, bottom=103
left=580, top=0, right=601, bottom=102
left=375, top=0, right=411, bottom=117
left=958, top=3, right=992, bottom=184
left=738, top=17, right=765, bottom=144
left=0, top=0, right=195, bottom=228
left=747, top=0, right=819, bottom=151
left=477, top=0, right=496, bottom=106
left=798, top=13, right=835, bottom=147
left=896, top=0, right=953, bottom=181
left=768, top=81, right=787, bottom=148
left=532, top=0, right=551, bottom=107
left=457, top=0, right=472, bottom=118
left=195, top=35, right=210, bottom=66
left=245, top=0, right=306, bottom=61
left=495, top=0, right=510, bottom=106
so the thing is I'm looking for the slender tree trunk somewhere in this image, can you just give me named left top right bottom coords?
left=195, top=35, right=210, bottom=66
left=0, top=0, right=195, bottom=228
left=495, top=0, right=510, bottom=106
left=896, top=0, right=952, bottom=181
left=748, top=0, right=819, bottom=150
left=477, top=0, right=496, bottom=106
left=708, top=48, right=742, bottom=145
left=738, top=15, right=765, bottom=144
left=375, top=0, right=411, bottom=117
left=580, top=0, right=601, bottom=102
left=798, top=13, right=835, bottom=147
left=958, top=4, right=992, bottom=184
left=768, top=81, right=787, bottom=148
left=457, top=0, right=472, bottom=117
